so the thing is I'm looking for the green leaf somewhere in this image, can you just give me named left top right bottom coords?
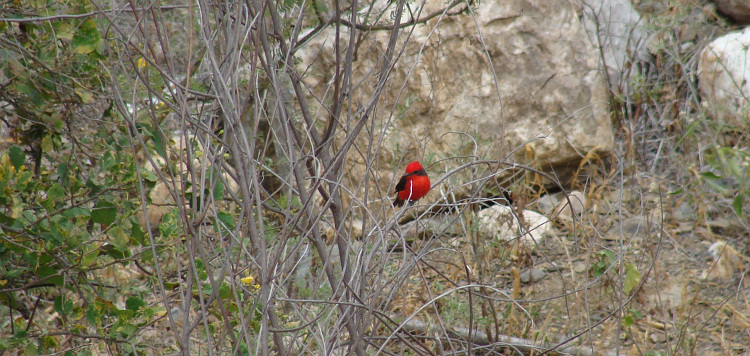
left=131, top=220, right=146, bottom=245
left=159, top=208, right=179, bottom=238
left=101, top=152, right=115, bottom=172
left=81, top=249, right=99, bottom=267
left=47, top=183, right=65, bottom=200
left=732, top=194, right=744, bottom=217
left=14, top=170, right=33, bottom=191
left=43, top=183, right=65, bottom=211
left=624, top=264, right=641, bottom=294
left=63, top=207, right=91, bottom=218
left=54, top=295, right=74, bottom=315
left=41, top=135, right=54, bottom=152
left=150, top=128, right=168, bottom=162
left=125, top=297, right=145, bottom=312
left=0, top=211, right=15, bottom=226
left=75, top=88, right=95, bottom=104
left=109, top=226, right=129, bottom=251
left=39, top=253, right=54, bottom=265
left=217, top=212, right=235, bottom=229
left=16, top=81, right=42, bottom=106
left=213, top=179, right=225, bottom=200
left=699, top=171, right=728, bottom=194
left=102, top=245, right=129, bottom=260
left=13, top=329, right=27, bottom=339
left=86, top=304, right=100, bottom=325
left=72, top=19, right=100, bottom=54
left=120, top=323, right=137, bottom=337
left=622, top=314, right=634, bottom=328
left=57, top=162, right=69, bottom=185
left=37, top=265, right=64, bottom=286
left=55, top=21, right=75, bottom=41
left=8, top=146, right=25, bottom=170
left=219, top=282, right=231, bottom=298
left=91, top=201, right=117, bottom=225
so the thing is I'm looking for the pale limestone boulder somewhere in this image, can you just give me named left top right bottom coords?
left=299, top=0, right=613, bottom=191
left=579, top=0, right=650, bottom=95
left=698, top=28, right=750, bottom=127
left=477, top=205, right=554, bottom=246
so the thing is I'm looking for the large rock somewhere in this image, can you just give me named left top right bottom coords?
left=714, top=0, right=750, bottom=24
left=698, top=28, right=750, bottom=127
left=579, top=0, right=650, bottom=95
left=299, top=0, right=613, bottom=196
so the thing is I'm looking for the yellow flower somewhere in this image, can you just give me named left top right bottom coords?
left=240, top=273, right=261, bottom=290
left=137, top=58, right=147, bottom=70
left=240, top=275, right=254, bottom=285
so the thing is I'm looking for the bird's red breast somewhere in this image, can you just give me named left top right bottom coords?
left=393, top=161, right=430, bottom=207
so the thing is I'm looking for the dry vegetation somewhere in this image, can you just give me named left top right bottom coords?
left=1, top=0, right=749, bottom=355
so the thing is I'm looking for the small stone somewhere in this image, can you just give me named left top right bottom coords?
left=612, top=215, right=658, bottom=238
left=554, top=190, right=586, bottom=219
left=520, top=268, right=546, bottom=283
left=573, top=261, right=588, bottom=274
left=537, top=194, right=559, bottom=215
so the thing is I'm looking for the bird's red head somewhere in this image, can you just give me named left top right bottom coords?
left=405, top=161, right=424, bottom=174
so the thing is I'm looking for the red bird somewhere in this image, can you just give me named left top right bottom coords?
left=393, top=161, right=431, bottom=207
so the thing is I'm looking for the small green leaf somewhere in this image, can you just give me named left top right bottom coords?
left=131, top=220, right=146, bottom=245
left=159, top=208, right=179, bottom=238
left=54, top=295, right=74, bottom=315
left=150, top=128, right=168, bottom=161
left=219, top=282, right=231, bottom=298
left=16, top=81, right=42, bottom=106
left=86, top=304, right=100, bottom=325
left=109, top=226, right=129, bottom=251
left=213, top=179, right=225, bottom=200
left=39, top=253, right=54, bottom=265
left=43, top=183, right=65, bottom=210
left=120, top=323, right=137, bottom=337
left=101, top=152, right=115, bottom=172
left=14, top=170, right=33, bottom=191
left=55, top=22, right=75, bottom=41
left=8, top=146, right=25, bottom=170
left=81, top=250, right=99, bottom=267
left=624, top=264, right=641, bottom=294
left=72, top=19, right=100, bottom=54
left=37, top=265, right=64, bottom=286
left=41, top=135, right=54, bottom=152
left=217, top=212, right=235, bottom=229
left=75, top=88, right=95, bottom=104
left=0, top=211, right=15, bottom=226
left=126, top=297, right=145, bottom=312
left=91, top=201, right=117, bottom=225
left=622, top=314, right=634, bottom=328
left=63, top=207, right=91, bottom=218
left=732, top=194, right=744, bottom=217
left=47, top=183, right=64, bottom=200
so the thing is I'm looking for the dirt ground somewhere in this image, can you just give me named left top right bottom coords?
left=384, top=171, right=750, bottom=355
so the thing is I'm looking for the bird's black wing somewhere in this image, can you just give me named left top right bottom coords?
left=395, top=173, right=410, bottom=194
